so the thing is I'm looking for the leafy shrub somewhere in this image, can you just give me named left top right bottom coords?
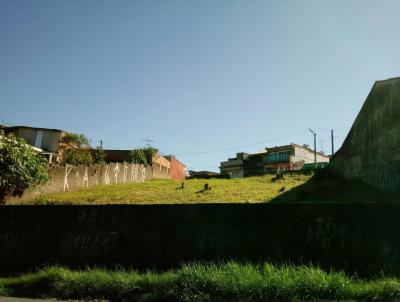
left=93, top=146, right=106, bottom=164
left=0, top=134, right=49, bottom=203
left=129, top=147, right=159, bottom=166
left=61, top=133, right=90, bottom=148
left=63, top=148, right=93, bottom=166
left=129, top=149, right=147, bottom=165
left=60, top=132, right=93, bottom=166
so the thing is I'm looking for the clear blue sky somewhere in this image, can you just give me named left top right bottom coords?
left=1, top=0, right=400, bottom=171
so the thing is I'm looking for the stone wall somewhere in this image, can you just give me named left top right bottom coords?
left=1, top=203, right=400, bottom=276
left=331, top=77, right=400, bottom=192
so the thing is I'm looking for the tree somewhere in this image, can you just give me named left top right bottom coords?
left=61, top=133, right=91, bottom=148
left=143, top=146, right=159, bottom=164
left=0, top=134, right=49, bottom=204
left=129, top=147, right=159, bottom=166
left=94, top=146, right=106, bottom=164
left=63, top=148, right=93, bottom=166
left=60, top=133, right=93, bottom=165
left=129, top=148, right=147, bottom=165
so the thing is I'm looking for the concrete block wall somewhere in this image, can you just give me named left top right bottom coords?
left=1, top=203, right=400, bottom=276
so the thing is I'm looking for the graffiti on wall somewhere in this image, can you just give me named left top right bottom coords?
left=306, top=217, right=349, bottom=250
left=62, top=163, right=151, bottom=192
left=63, top=165, right=73, bottom=192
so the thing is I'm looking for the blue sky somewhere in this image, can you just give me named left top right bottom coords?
left=1, top=0, right=400, bottom=171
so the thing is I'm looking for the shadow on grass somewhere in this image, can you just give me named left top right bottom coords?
left=269, top=169, right=400, bottom=203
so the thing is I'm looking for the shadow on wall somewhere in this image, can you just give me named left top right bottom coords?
left=269, top=169, right=400, bottom=203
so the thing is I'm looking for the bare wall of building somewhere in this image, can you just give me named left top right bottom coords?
left=10, top=127, right=62, bottom=152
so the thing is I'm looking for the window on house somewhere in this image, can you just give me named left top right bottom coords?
left=35, top=131, right=43, bottom=148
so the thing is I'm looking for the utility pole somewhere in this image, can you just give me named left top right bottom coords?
left=99, top=140, right=104, bottom=185
left=309, top=128, right=317, bottom=166
left=331, top=129, right=334, bottom=156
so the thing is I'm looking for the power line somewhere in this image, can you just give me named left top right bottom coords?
left=174, top=130, right=308, bottom=156
left=77, top=127, right=349, bottom=159
left=313, top=127, right=349, bottom=131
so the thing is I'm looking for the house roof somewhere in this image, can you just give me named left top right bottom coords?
left=5, top=125, right=64, bottom=133
left=101, top=149, right=131, bottom=162
left=190, top=170, right=219, bottom=175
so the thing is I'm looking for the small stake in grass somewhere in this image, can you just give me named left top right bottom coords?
left=204, top=183, right=212, bottom=191
left=196, top=183, right=212, bottom=193
left=272, top=173, right=285, bottom=182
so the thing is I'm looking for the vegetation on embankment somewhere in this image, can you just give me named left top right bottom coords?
left=31, top=174, right=312, bottom=204
left=1, top=263, right=400, bottom=301
left=28, top=171, right=399, bottom=205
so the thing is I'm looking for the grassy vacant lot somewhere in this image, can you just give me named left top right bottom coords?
left=32, top=174, right=311, bottom=205
left=1, top=263, right=400, bottom=301
left=27, top=172, right=399, bottom=205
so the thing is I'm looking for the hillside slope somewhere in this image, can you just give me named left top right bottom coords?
left=9, top=173, right=398, bottom=204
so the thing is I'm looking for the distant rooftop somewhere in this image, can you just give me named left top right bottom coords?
left=266, top=143, right=329, bottom=158
left=5, top=125, right=64, bottom=132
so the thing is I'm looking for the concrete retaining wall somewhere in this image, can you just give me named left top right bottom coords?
left=331, top=77, right=400, bottom=192
left=7, top=163, right=170, bottom=202
left=1, top=203, right=400, bottom=276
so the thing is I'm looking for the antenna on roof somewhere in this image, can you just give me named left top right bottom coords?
left=0, top=118, right=13, bottom=127
left=318, top=139, right=325, bottom=154
left=309, top=129, right=317, bottom=165
left=142, top=138, right=154, bottom=147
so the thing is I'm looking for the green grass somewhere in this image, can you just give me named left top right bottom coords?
left=1, top=263, right=400, bottom=301
left=29, top=174, right=313, bottom=205
left=272, top=172, right=400, bottom=203
left=28, top=171, right=399, bottom=205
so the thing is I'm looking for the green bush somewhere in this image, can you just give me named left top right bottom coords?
left=0, top=134, right=49, bottom=203
left=59, top=132, right=94, bottom=166
left=94, top=146, right=106, bottom=164
left=129, top=149, right=147, bottom=165
left=63, top=148, right=93, bottom=166
left=61, top=133, right=90, bottom=148
left=129, top=147, right=159, bottom=166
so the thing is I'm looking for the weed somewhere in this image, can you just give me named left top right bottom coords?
left=2, top=263, right=400, bottom=301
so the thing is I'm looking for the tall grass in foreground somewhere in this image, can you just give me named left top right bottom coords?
left=1, top=262, right=400, bottom=301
